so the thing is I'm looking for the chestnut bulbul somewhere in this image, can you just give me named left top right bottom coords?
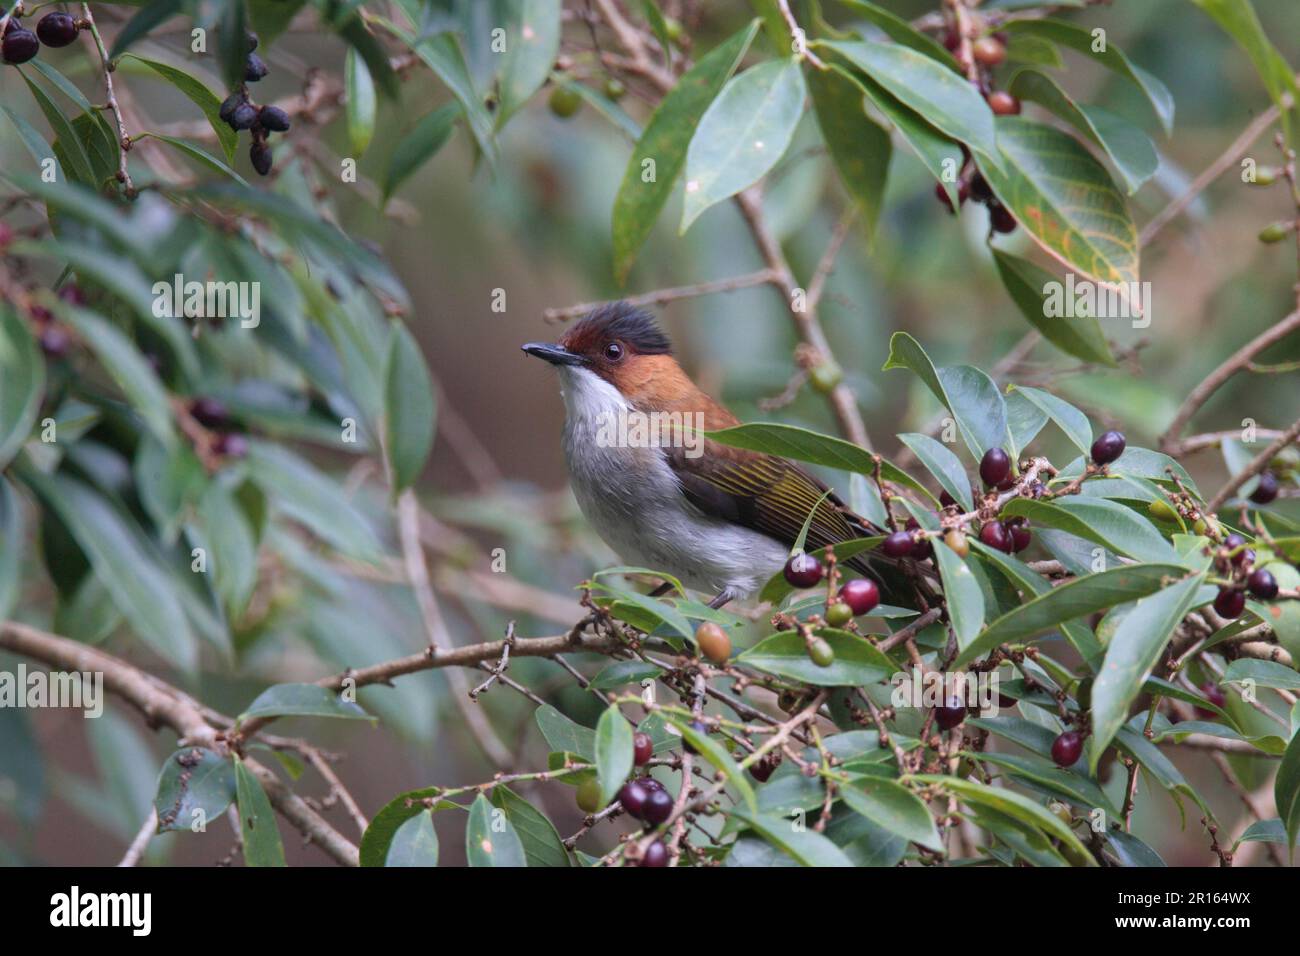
left=523, top=303, right=903, bottom=607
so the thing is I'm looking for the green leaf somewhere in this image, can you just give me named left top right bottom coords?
left=122, top=54, right=239, bottom=164
left=153, top=747, right=236, bottom=832
left=60, top=306, right=176, bottom=449
left=668, top=717, right=757, bottom=814
left=681, top=58, right=807, bottom=232
left=0, top=478, right=23, bottom=623
left=496, top=0, right=562, bottom=124
left=0, top=307, right=43, bottom=470
left=489, top=786, right=570, bottom=867
left=139, top=133, right=248, bottom=185
left=345, top=48, right=378, bottom=156
left=737, top=629, right=895, bottom=687
left=897, top=433, right=973, bottom=510
left=1000, top=19, right=1174, bottom=135
left=400, top=30, right=496, bottom=166
left=990, top=249, right=1116, bottom=366
left=977, top=117, right=1139, bottom=289
left=2, top=104, right=59, bottom=173
left=535, top=704, right=596, bottom=761
left=383, top=323, right=436, bottom=492
left=1008, top=69, right=1158, bottom=194
left=1191, top=0, right=1296, bottom=138
left=1007, top=385, right=1092, bottom=457
left=238, top=683, right=374, bottom=723
left=729, top=808, right=854, bottom=866
left=386, top=811, right=439, bottom=866
left=882, top=333, right=1008, bottom=460
left=590, top=660, right=661, bottom=690
left=595, top=705, right=634, bottom=807
left=1000, top=497, right=1176, bottom=563
left=1088, top=573, right=1206, bottom=771
left=707, top=422, right=934, bottom=500
left=466, top=793, right=526, bottom=866
left=245, top=441, right=384, bottom=562
left=217, top=0, right=249, bottom=92
left=234, top=758, right=286, bottom=867
left=819, top=39, right=1000, bottom=169
left=837, top=0, right=961, bottom=71
left=360, top=787, right=456, bottom=866
left=953, top=562, right=1189, bottom=668
left=1223, top=659, right=1300, bottom=692
left=807, top=61, right=891, bottom=239
left=839, top=776, right=943, bottom=850
left=611, top=19, right=759, bottom=280
left=195, top=480, right=257, bottom=615
left=933, top=537, right=984, bottom=649
left=19, top=71, right=95, bottom=186
left=29, top=471, right=197, bottom=672
left=383, top=104, right=459, bottom=202
left=332, top=9, right=400, bottom=100
left=1276, top=729, right=1300, bottom=858
left=1235, top=818, right=1298, bottom=850
left=590, top=580, right=695, bottom=644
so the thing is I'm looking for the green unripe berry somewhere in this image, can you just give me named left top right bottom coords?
left=1258, top=221, right=1291, bottom=244
left=1250, top=166, right=1277, bottom=186
left=808, top=637, right=835, bottom=667
left=809, top=362, right=843, bottom=394
left=1147, top=499, right=1178, bottom=522
left=604, top=77, right=626, bottom=100
left=1193, top=517, right=1208, bottom=536
left=663, top=16, right=684, bottom=42
left=575, top=776, right=603, bottom=813
left=825, top=602, right=853, bottom=627
left=548, top=85, right=583, bottom=118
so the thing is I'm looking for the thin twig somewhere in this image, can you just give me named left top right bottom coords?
left=1205, top=417, right=1300, bottom=513
left=543, top=270, right=777, bottom=322
left=81, top=4, right=135, bottom=197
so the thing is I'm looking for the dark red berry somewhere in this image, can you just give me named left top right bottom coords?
left=1249, top=471, right=1279, bottom=505
left=1247, top=568, right=1278, bottom=600
left=939, top=490, right=957, bottom=509
left=783, top=552, right=823, bottom=588
left=942, top=29, right=959, bottom=52
left=881, top=530, right=915, bottom=559
left=639, top=776, right=664, bottom=794
left=215, top=432, right=248, bottom=458
left=979, top=520, right=1014, bottom=553
left=1007, top=517, right=1032, bottom=552
left=989, top=201, right=1017, bottom=233
left=1051, top=731, right=1083, bottom=767
left=934, top=697, right=966, bottom=730
left=640, top=839, right=669, bottom=867
left=229, top=102, right=258, bottom=130
left=38, top=326, right=71, bottom=358
left=987, top=90, right=1021, bottom=115
left=972, top=36, right=1006, bottom=66
left=2, top=27, right=39, bottom=63
left=839, top=578, right=880, bottom=616
left=1090, top=430, right=1126, bottom=465
left=250, top=140, right=273, bottom=176
left=632, top=732, right=653, bottom=767
left=642, top=787, right=673, bottom=825
left=935, top=180, right=960, bottom=213
left=259, top=105, right=291, bottom=132
left=979, top=447, right=1012, bottom=487
left=682, top=719, right=707, bottom=756
left=968, top=173, right=993, bottom=203
left=1213, top=587, right=1246, bottom=619
left=190, top=396, right=229, bottom=428
left=244, top=52, right=268, bottom=81
left=617, top=780, right=649, bottom=819
left=36, top=11, right=78, bottom=47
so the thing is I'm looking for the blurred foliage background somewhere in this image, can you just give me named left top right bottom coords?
left=1, top=0, right=1299, bottom=865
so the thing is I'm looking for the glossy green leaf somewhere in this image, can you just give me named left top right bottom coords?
left=123, top=54, right=239, bottom=164
left=535, top=704, right=597, bottom=761
left=1001, top=497, right=1176, bottom=563
left=738, top=629, right=895, bottom=686
left=933, top=537, right=984, bottom=649
left=595, top=705, right=634, bottom=807
left=345, top=48, right=377, bottom=157
left=19, top=72, right=94, bottom=186
left=234, top=758, right=286, bottom=867
left=990, top=249, right=1116, bottom=366
left=238, top=683, right=373, bottom=723
left=808, top=58, right=891, bottom=238
left=1088, top=574, right=1205, bottom=771
left=954, top=562, right=1189, bottom=667
left=839, top=776, right=943, bottom=850
left=1008, top=69, right=1158, bottom=194
left=139, top=133, right=247, bottom=185
left=0, top=308, right=43, bottom=471
left=669, top=717, right=757, bottom=813
left=819, top=39, right=999, bottom=168
left=466, top=793, right=526, bottom=866
left=1276, top=729, right=1300, bottom=858
left=1223, top=659, right=1300, bottom=692
left=612, top=19, right=759, bottom=280
left=897, top=432, right=973, bottom=510
left=1007, top=385, right=1092, bottom=457
left=400, top=30, right=496, bottom=165
left=837, top=0, right=960, bottom=70
left=384, top=324, right=436, bottom=492
left=490, top=786, right=570, bottom=867
left=360, top=786, right=456, bottom=866
left=383, top=104, right=459, bottom=202
left=978, top=117, right=1138, bottom=289
left=681, top=58, right=806, bottom=232
left=590, top=660, right=662, bottom=690
left=386, top=811, right=439, bottom=866
left=153, top=747, right=236, bottom=833
left=496, top=0, right=562, bottom=124
left=729, top=808, right=854, bottom=866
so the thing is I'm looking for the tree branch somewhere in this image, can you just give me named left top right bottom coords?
left=1205, top=416, right=1300, bottom=513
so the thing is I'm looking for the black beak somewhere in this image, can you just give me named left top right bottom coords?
left=522, top=342, right=586, bottom=367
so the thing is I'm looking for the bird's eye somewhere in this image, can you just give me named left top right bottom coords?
left=604, top=342, right=624, bottom=361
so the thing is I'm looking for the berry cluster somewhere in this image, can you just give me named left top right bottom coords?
left=573, top=727, right=676, bottom=867
left=1211, top=532, right=1280, bottom=619
left=1, top=11, right=81, bottom=65
left=216, top=32, right=289, bottom=177
left=780, top=551, right=881, bottom=667
left=189, top=396, right=249, bottom=459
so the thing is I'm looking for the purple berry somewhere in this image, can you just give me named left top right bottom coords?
left=783, top=552, right=823, bottom=588
left=1213, top=587, right=1246, bottom=619
left=1249, top=471, right=1279, bottom=505
left=1090, top=430, right=1126, bottom=465
left=617, top=780, right=649, bottom=820
left=839, top=578, right=880, bottom=616
left=642, top=787, right=673, bottom=826
left=979, top=448, right=1012, bottom=487
left=1247, top=568, right=1278, bottom=600
left=1051, top=731, right=1083, bottom=767
left=36, top=12, right=78, bottom=48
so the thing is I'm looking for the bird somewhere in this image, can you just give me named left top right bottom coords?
left=523, top=302, right=909, bottom=608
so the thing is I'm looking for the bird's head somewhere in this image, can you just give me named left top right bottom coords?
left=522, top=302, right=682, bottom=405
